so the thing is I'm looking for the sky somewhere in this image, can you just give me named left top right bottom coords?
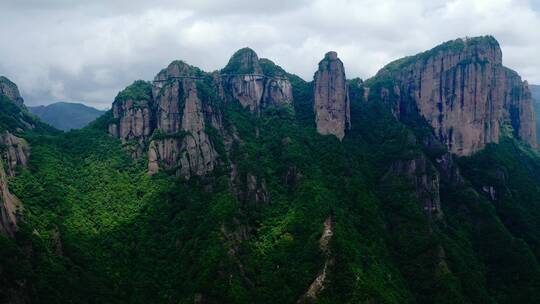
left=1, top=0, right=539, bottom=109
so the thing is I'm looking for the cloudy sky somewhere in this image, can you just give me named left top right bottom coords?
left=1, top=0, right=539, bottom=109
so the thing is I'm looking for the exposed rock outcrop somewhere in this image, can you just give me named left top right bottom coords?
left=0, top=161, right=22, bottom=237
left=0, top=76, right=25, bottom=108
left=313, top=51, right=350, bottom=140
left=109, top=61, right=219, bottom=179
left=221, top=48, right=293, bottom=113
left=367, top=36, right=536, bottom=155
left=108, top=81, right=154, bottom=158
left=149, top=77, right=218, bottom=178
left=1, top=131, right=30, bottom=176
left=0, top=78, right=30, bottom=238
left=110, top=48, right=294, bottom=179
left=298, top=216, right=334, bottom=303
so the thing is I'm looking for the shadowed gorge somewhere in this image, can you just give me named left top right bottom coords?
left=2, top=36, right=540, bottom=304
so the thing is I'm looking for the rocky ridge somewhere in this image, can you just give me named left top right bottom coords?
left=109, top=48, right=295, bottom=180
left=0, top=160, right=21, bottom=237
left=0, top=76, right=25, bottom=108
left=366, top=36, right=536, bottom=155
left=0, top=76, right=30, bottom=237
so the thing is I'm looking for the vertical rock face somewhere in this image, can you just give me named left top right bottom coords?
left=0, top=76, right=25, bottom=108
left=110, top=48, right=294, bottom=179
left=0, top=161, right=21, bottom=237
left=0, top=77, right=29, bottom=237
left=109, top=61, right=219, bottom=179
left=222, top=48, right=293, bottom=112
left=368, top=36, right=536, bottom=155
left=313, top=51, right=350, bottom=140
left=506, top=78, right=537, bottom=149
left=148, top=76, right=217, bottom=178
left=1, top=132, right=30, bottom=176
left=108, top=81, right=154, bottom=158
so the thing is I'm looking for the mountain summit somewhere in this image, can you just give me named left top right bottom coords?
left=28, top=102, right=105, bottom=131
left=366, top=36, right=536, bottom=155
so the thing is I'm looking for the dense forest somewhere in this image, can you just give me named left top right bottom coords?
left=2, top=36, right=540, bottom=304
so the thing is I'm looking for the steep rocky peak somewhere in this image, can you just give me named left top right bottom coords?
left=222, top=48, right=293, bottom=112
left=222, top=47, right=263, bottom=74
left=318, top=51, right=343, bottom=70
left=313, top=51, right=351, bottom=140
left=154, top=60, right=205, bottom=81
left=366, top=35, right=536, bottom=155
left=0, top=76, right=25, bottom=108
left=375, top=36, right=502, bottom=80
left=324, top=51, right=338, bottom=61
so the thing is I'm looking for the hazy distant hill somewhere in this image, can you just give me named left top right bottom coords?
left=28, top=102, right=105, bottom=131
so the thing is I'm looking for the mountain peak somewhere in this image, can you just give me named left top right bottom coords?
left=366, top=34, right=534, bottom=155
left=0, top=75, right=24, bottom=108
left=222, top=47, right=262, bottom=74
left=313, top=51, right=350, bottom=140
left=154, top=60, right=205, bottom=82
left=324, top=51, right=338, bottom=60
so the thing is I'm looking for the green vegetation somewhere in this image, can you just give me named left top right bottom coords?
left=114, top=80, right=153, bottom=103
left=366, top=35, right=499, bottom=87
left=0, top=94, right=57, bottom=134
left=221, top=48, right=260, bottom=74
left=2, top=55, right=540, bottom=303
left=259, top=58, right=287, bottom=77
left=28, top=102, right=105, bottom=131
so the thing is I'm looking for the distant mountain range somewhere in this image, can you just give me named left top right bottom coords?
left=28, top=102, right=105, bottom=131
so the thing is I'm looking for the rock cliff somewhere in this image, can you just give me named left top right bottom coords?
left=0, top=77, right=29, bottom=237
left=221, top=48, right=293, bottom=112
left=0, top=161, right=21, bottom=237
left=0, top=76, right=25, bottom=108
left=109, top=48, right=294, bottom=179
left=1, top=131, right=30, bottom=177
left=313, top=51, right=350, bottom=140
left=367, top=36, right=536, bottom=155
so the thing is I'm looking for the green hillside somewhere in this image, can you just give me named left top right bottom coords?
left=28, top=102, right=105, bottom=131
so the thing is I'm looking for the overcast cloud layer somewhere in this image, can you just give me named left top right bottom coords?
left=1, top=0, right=539, bottom=109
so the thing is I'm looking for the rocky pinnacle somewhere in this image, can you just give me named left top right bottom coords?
left=313, top=51, right=351, bottom=140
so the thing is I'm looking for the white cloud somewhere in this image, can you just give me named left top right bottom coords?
left=0, top=0, right=539, bottom=109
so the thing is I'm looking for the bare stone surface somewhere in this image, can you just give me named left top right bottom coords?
left=370, top=37, right=536, bottom=155
left=1, top=131, right=30, bottom=177
left=0, top=161, right=22, bottom=237
left=110, top=49, right=296, bottom=179
left=223, top=48, right=293, bottom=112
left=146, top=78, right=218, bottom=179
left=0, top=76, right=25, bottom=108
left=109, top=98, right=153, bottom=158
left=298, top=216, right=334, bottom=303
left=226, top=74, right=266, bottom=112
left=313, top=51, right=350, bottom=140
